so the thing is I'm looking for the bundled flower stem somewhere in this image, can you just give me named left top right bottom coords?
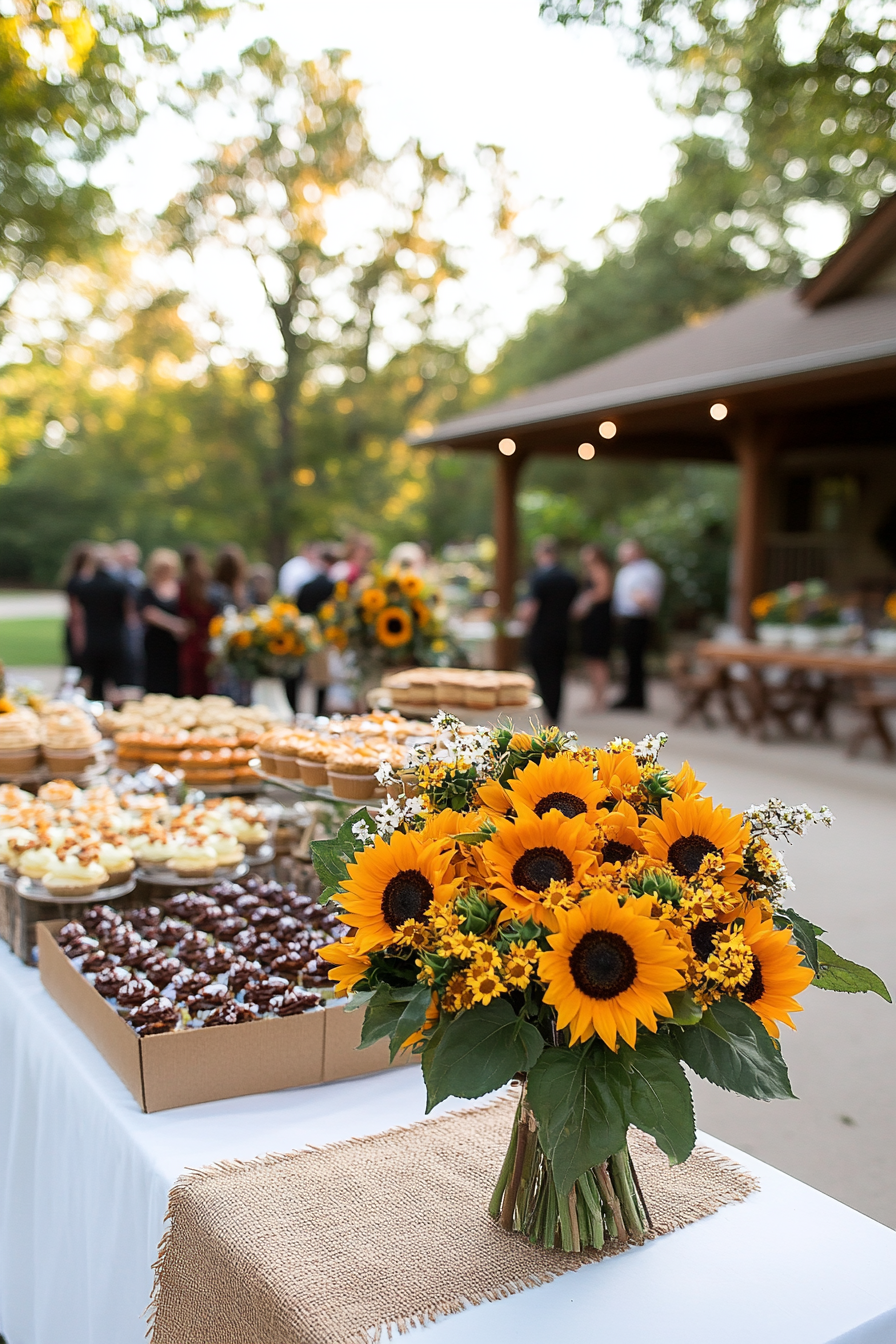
left=488, top=1084, right=648, bottom=1251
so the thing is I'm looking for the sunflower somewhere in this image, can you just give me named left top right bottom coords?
left=750, top=592, right=777, bottom=620
left=596, top=800, right=646, bottom=868
left=334, top=580, right=349, bottom=601
left=233, top=630, right=252, bottom=648
left=670, top=761, right=706, bottom=800
left=376, top=605, right=413, bottom=648
left=540, top=890, right=687, bottom=1050
left=475, top=779, right=512, bottom=818
left=595, top=749, right=641, bottom=801
left=642, top=794, right=749, bottom=894
left=339, top=829, right=461, bottom=952
left=208, top=615, right=224, bottom=637
left=318, top=602, right=336, bottom=623
left=325, top=626, right=349, bottom=650
left=506, top=753, right=609, bottom=825
left=466, top=965, right=505, bottom=1004
left=481, top=806, right=597, bottom=927
left=360, top=587, right=387, bottom=619
left=320, top=938, right=371, bottom=997
left=268, top=634, right=296, bottom=656
left=412, top=597, right=432, bottom=628
left=399, top=572, right=424, bottom=598
left=736, top=905, right=815, bottom=1038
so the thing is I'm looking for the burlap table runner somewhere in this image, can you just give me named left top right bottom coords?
left=149, top=1093, right=758, bottom=1344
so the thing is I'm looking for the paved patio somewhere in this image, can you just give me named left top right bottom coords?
left=560, top=674, right=896, bottom=1229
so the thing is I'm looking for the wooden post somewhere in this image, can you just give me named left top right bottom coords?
left=494, top=449, right=523, bottom=670
left=731, top=420, right=773, bottom=636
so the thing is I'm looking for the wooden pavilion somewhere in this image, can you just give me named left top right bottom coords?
left=411, top=194, right=896, bottom=667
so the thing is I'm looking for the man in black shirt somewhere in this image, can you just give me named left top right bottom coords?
left=519, top=536, right=578, bottom=724
left=68, top=545, right=133, bottom=702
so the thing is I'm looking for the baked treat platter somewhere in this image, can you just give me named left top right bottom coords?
left=15, top=873, right=137, bottom=904
left=247, top=761, right=385, bottom=811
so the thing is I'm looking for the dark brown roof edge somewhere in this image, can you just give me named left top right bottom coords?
left=800, top=192, right=896, bottom=310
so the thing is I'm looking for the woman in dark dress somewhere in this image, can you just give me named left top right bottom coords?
left=137, top=549, right=189, bottom=696
left=179, top=546, right=219, bottom=699
left=571, top=543, right=614, bottom=712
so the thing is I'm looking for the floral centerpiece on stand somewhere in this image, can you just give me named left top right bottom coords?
left=316, top=568, right=463, bottom=676
left=209, top=600, right=321, bottom=680
left=314, top=720, right=889, bottom=1253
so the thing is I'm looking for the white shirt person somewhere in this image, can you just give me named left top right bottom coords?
left=611, top=541, right=664, bottom=709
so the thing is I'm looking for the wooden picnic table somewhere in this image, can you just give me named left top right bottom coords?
left=688, top=641, right=896, bottom=754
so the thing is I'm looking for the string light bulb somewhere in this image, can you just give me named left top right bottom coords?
left=710, top=403, right=728, bottom=421
left=598, top=421, right=617, bottom=439
left=578, top=442, right=595, bottom=460
left=498, top=437, right=516, bottom=455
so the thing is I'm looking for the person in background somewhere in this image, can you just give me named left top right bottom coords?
left=278, top=543, right=319, bottom=602
left=138, top=549, right=189, bottom=696
left=67, top=544, right=132, bottom=703
left=112, top=540, right=144, bottom=590
left=518, top=536, right=578, bottom=725
left=179, top=546, right=219, bottom=699
left=112, top=539, right=145, bottom=686
left=611, top=539, right=665, bottom=710
left=330, top=533, right=374, bottom=586
left=571, top=543, right=614, bottom=712
left=248, top=562, right=275, bottom=606
left=59, top=541, right=94, bottom=668
left=208, top=544, right=249, bottom=612
left=292, top=546, right=338, bottom=716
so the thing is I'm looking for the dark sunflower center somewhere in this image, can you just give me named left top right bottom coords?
left=667, top=834, right=720, bottom=878
left=534, top=791, right=587, bottom=819
left=570, top=930, right=637, bottom=1000
left=741, top=957, right=764, bottom=1004
left=690, top=919, right=722, bottom=961
left=511, top=846, right=575, bottom=893
left=381, top=870, right=434, bottom=929
left=602, top=839, right=635, bottom=865
left=386, top=616, right=404, bottom=634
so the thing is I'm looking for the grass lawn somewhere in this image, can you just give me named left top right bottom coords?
left=0, top=617, right=64, bottom=666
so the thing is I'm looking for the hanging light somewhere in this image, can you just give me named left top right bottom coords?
left=598, top=421, right=617, bottom=439
left=498, top=437, right=516, bottom=455
left=578, top=442, right=595, bottom=460
left=710, top=403, right=728, bottom=420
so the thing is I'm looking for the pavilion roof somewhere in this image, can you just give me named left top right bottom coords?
left=412, top=194, right=896, bottom=451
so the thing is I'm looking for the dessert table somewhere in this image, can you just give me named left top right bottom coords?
left=1, top=941, right=895, bottom=1344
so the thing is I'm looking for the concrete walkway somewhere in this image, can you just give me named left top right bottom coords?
left=0, top=592, right=66, bottom=620
left=561, top=675, right=896, bottom=1229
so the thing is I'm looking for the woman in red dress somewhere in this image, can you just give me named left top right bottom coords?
left=178, top=546, right=219, bottom=698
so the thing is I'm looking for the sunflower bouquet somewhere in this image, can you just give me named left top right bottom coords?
left=314, top=720, right=889, bottom=1254
left=209, top=600, right=322, bottom=679
left=317, top=568, right=462, bottom=675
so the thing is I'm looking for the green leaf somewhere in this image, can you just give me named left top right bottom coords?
left=674, top=996, right=795, bottom=1101
left=310, top=808, right=374, bottom=898
left=527, top=1043, right=628, bottom=1196
left=620, top=1037, right=696, bottom=1166
left=423, top=1000, right=544, bottom=1112
left=815, top=941, right=891, bottom=1001
left=358, top=984, right=420, bottom=1050
left=389, top=983, right=435, bottom=1062
left=343, top=989, right=376, bottom=1013
left=662, top=989, right=704, bottom=1025
left=774, top=908, right=823, bottom=973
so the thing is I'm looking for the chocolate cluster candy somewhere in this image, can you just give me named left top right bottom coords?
left=203, top=1001, right=258, bottom=1028
left=273, top=987, right=320, bottom=1017
left=128, top=996, right=178, bottom=1037
left=64, top=874, right=334, bottom=1036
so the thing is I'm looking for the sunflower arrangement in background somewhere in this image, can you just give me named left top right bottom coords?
left=313, top=719, right=889, bottom=1255
left=209, top=600, right=322, bottom=679
left=315, top=565, right=463, bottom=676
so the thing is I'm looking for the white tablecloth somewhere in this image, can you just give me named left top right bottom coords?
left=1, top=941, right=895, bottom=1344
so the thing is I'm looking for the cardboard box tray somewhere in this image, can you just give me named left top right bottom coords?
left=37, top=920, right=412, bottom=1112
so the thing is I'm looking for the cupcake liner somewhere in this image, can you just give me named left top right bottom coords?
left=327, top=770, right=377, bottom=800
